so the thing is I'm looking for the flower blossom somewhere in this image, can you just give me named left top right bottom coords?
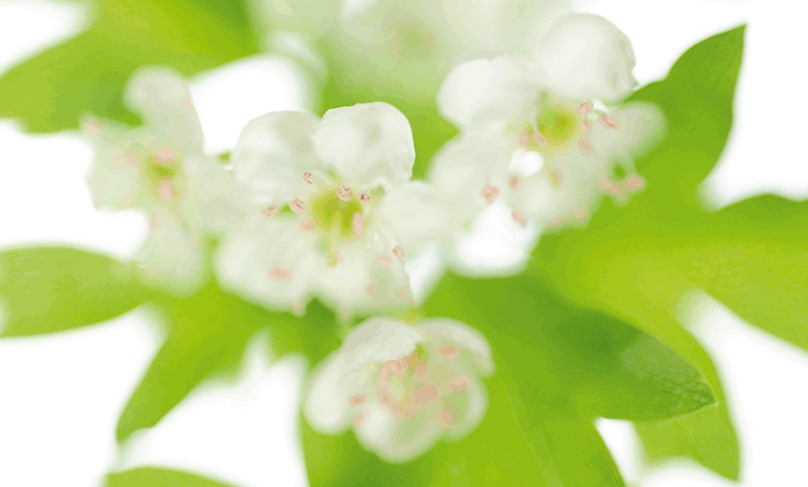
left=304, top=316, right=494, bottom=462
left=82, top=67, right=245, bottom=294
left=430, top=13, right=666, bottom=231
left=214, top=102, right=459, bottom=317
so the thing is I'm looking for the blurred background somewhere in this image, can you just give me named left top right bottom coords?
left=0, top=0, right=806, bottom=486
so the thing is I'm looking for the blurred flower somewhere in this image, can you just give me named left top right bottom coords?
left=430, top=14, right=666, bottom=231
left=214, top=102, right=459, bottom=317
left=82, top=67, right=246, bottom=294
left=304, top=316, right=494, bottom=462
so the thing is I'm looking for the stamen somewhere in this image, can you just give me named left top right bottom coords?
left=449, top=376, right=470, bottom=393
left=377, top=254, right=391, bottom=268
left=531, top=132, right=549, bottom=147
left=263, top=205, right=279, bottom=218
left=574, top=208, right=586, bottom=221
left=268, top=265, right=293, bottom=281
left=578, top=138, right=594, bottom=154
left=439, top=346, right=460, bottom=359
left=303, top=172, right=314, bottom=185
left=158, top=179, right=175, bottom=201
left=577, top=101, right=594, bottom=115
left=511, top=208, right=527, bottom=226
left=300, top=218, right=315, bottom=231
left=291, top=302, right=303, bottom=314
left=83, top=118, right=100, bottom=136
left=351, top=212, right=364, bottom=234
left=353, top=411, right=367, bottom=427
left=600, top=179, right=621, bottom=196
left=336, top=185, right=354, bottom=202
left=480, top=185, right=500, bottom=205
left=123, top=155, right=138, bottom=166
left=519, top=130, right=531, bottom=147
left=378, top=366, right=391, bottom=388
left=438, top=408, right=454, bottom=426
left=413, top=383, right=440, bottom=406
left=359, top=192, right=371, bottom=203
left=415, top=365, right=428, bottom=381
left=392, top=246, right=405, bottom=259
left=393, top=355, right=409, bottom=376
left=350, top=393, right=368, bottom=407
left=624, top=174, right=645, bottom=190
left=580, top=119, right=592, bottom=134
left=290, top=199, right=306, bottom=214
left=366, top=283, right=377, bottom=298
left=154, top=149, right=175, bottom=164
left=598, top=113, right=621, bottom=129
left=397, top=288, right=408, bottom=299
left=550, top=169, right=562, bottom=187
left=510, top=175, right=521, bottom=191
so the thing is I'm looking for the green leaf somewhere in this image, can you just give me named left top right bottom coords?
left=0, top=0, right=258, bottom=132
left=0, top=247, right=152, bottom=337
left=116, top=281, right=266, bottom=443
left=104, top=467, right=239, bottom=487
left=534, top=26, right=749, bottom=479
left=302, top=273, right=717, bottom=486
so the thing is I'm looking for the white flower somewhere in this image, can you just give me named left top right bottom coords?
left=82, top=67, right=246, bottom=294
left=304, top=316, right=494, bottom=462
left=214, top=102, right=460, bottom=316
left=430, top=14, right=665, bottom=230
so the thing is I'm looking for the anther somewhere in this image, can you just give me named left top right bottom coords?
left=598, top=113, right=621, bottom=129
left=337, top=185, right=353, bottom=202
left=353, top=411, right=367, bottom=427
left=438, top=409, right=454, bottom=426
left=580, top=119, right=592, bottom=134
left=574, top=208, right=586, bottom=220
left=531, top=132, right=549, bottom=147
left=123, top=155, right=138, bottom=166
left=519, top=130, right=531, bottom=147
left=413, top=383, right=440, bottom=406
left=350, top=393, right=368, bottom=407
left=624, top=174, right=644, bottom=190
left=290, top=199, right=306, bottom=214
left=303, top=172, right=314, bottom=184
left=377, top=254, right=391, bottom=268
left=359, top=192, right=371, bottom=203
left=600, top=179, right=621, bottom=196
left=263, top=206, right=279, bottom=218
left=397, top=288, right=407, bottom=299
left=154, top=149, right=175, bottom=164
left=300, top=218, right=315, bottom=231
left=511, top=208, right=527, bottom=226
left=510, top=175, right=521, bottom=191
left=449, top=376, right=470, bottom=393
left=268, top=265, right=293, bottom=281
left=439, top=346, right=460, bottom=359
left=577, top=101, right=594, bottom=115
left=158, top=179, right=175, bottom=201
left=366, top=283, right=377, bottom=298
left=392, top=246, right=405, bottom=259
left=415, top=365, right=428, bottom=381
left=480, top=184, right=500, bottom=205
left=578, top=138, right=594, bottom=154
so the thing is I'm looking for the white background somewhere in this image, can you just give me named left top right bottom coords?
left=0, top=0, right=807, bottom=486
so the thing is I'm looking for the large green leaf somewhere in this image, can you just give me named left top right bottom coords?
left=105, top=467, right=239, bottom=487
left=0, top=247, right=152, bottom=337
left=0, top=0, right=258, bottom=132
left=302, top=273, right=717, bottom=486
left=535, top=26, right=750, bottom=479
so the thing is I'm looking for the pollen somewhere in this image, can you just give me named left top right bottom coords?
left=303, top=172, right=314, bottom=184
left=336, top=185, right=354, bottom=202
left=598, top=113, right=621, bottom=129
left=290, top=199, right=306, bottom=214
left=392, top=246, right=405, bottom=259
left=351, top=212, right=364, bottom=234
left=263, top=206, right=279, bottom=218
left=268, top=265, right=293, bottom=281
left=480, top=184, right=500, bottom=204
left=154, top=149, right=175, bottom=164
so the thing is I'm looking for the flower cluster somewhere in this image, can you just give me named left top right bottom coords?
left=82, top=11, right=663, bottom=463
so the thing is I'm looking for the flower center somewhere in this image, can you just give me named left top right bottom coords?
left=309, top=187, right=366, bottom=240
left=535, top=105, right=579, bottom=148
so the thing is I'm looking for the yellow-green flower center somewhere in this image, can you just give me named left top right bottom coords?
left=536, top=105, right=579, bottom=148
left=309, top=188, right=366, bottom=240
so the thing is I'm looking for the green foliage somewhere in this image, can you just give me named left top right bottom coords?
left=104, top=467, right=239, bottom=487
left=535, top=26, right=753, bottom=480
left=0, top=0, right=258, bottom=132
left=301, top=273, right=718, bottom=486
left=0, top=247, right=152, bottom=337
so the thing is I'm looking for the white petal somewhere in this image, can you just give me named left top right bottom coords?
left=311, top=102, right=415, bottom=188
left=214, top=214, right=321, bottom=311
left=375, top=181, right=463, bottom=248
left=304, top=352, right=352, bottom=434
left=249, top=0, right=339, bottom=37
left=418, top=318, right=494, bottom=374
left=436, top=54, right=541, bottom=128
left=230, top=111, right=320, bottom=207
left=381, top=407, right=443, bottom=463
left=340, top=317, right=424, bottom=370
left=443, top=375, right=488, bottom=441
left=427, top=127, right=516, bottom=221
left=353, top=402, right=398, bottom=457
left=124, top=67, right=203, bottom=151
left=180, top=155, right=249, bottom=234
left=136, top=211, right=206, bottom=296
left=83, top=121, right=142, bottom=210
left=533, top=14, right=637, bottom=102
left=589, top=102, right=666, bottom=158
